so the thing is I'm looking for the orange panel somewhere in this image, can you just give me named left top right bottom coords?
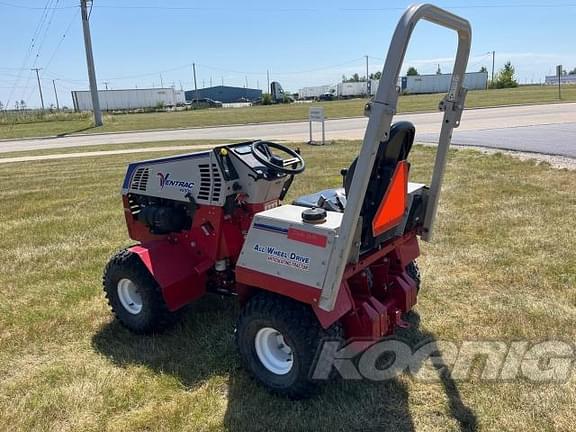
left=371, top=161, right=409, bottom=236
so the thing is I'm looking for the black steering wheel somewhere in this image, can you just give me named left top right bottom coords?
left=251, top=141, right=305, bottom=175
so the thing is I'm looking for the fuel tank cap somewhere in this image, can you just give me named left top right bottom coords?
left=302, top=207, right=327, bottom=224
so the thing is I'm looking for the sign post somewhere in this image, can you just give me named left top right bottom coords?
left=557, top=65, right=562, bottom=100
left=308, top=106, right=326, bottom=145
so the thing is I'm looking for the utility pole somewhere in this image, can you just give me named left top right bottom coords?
left=103, top=81, right=109, bottom=90
left=221, top=76, right=224, bottom=86
left=192, top=63, right=199, bottom=105
left=210, top=77, right=212, bottom=87
left=52, top=79, right=60, bottom=110
left=31, top=68, right=45, bottom=110
left=365, top=55, right=369, bottom=97
left=160, top=73, right=164, bottom=88
left=491, top=50, right=496, bottom=85
left=80, top=0, right=102, bottom=126
left=267, top=69, right=270, bottom=94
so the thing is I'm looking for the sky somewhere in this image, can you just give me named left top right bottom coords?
left=1, top=0, right=575, bottom=108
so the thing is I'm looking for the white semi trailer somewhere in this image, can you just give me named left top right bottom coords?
left=401, top=72, right=487, bottom=94
left=298, top=85, right=336, bottom=100
left=335, top=80, right=380, bottom=98
left=71, top=88, right=185, bottom=112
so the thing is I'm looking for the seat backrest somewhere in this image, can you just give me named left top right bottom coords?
left=344, top=121, right=415, bottom=248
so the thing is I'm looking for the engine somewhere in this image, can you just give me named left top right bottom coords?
left=129, top=195, right=192, bottom=235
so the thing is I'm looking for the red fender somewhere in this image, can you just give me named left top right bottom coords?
left=129, top=241, right=212, bottom=311
left=235, top=266, right=354, bottom=330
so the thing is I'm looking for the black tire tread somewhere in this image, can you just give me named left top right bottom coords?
left=103, top=248, right=176, bottom=334
left=235, top=292, right=342, bottom=399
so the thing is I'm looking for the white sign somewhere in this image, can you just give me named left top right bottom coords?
left=309, top=107, right=325, bottom=122
left=308, top=107, right=326, bottom=145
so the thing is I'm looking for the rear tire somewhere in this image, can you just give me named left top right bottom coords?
left=103, top=249, right=176, bottom=334
left=406, top=260, right=421, bottom=292
left=235, top=292, right=342, bottom=399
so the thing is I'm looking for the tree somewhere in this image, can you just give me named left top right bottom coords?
left=492, top=61, right=518, bottom=89
left=406, top=67, right=419, bottom=76
left=568, top=67, right=576, bottom=75
left=369, top=71, right=382, bottom=80
left=20, top=100, right=26, bottom=110
left=479, top=66, right=488, bottom=73
left=0, top=101, right=3, bottom=111
left=342, top=73, right=365, bottom=83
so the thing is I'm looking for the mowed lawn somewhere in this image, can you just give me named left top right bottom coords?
left=1, top=85, right=576, bottom=139
left=0, top=142, right=575, bottom=431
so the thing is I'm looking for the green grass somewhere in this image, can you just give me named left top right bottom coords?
left=1, top=85, right=575, bottom=140
left=0, top=139, right=227, bottom=160
left=0, top=142, right=575, bottom=431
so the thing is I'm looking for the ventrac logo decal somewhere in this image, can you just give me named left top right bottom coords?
left=253, top=244, right=311, bottom=272
left=157, top=172, right=194, bottom=193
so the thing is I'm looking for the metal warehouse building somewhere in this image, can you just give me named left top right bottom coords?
left=71, top=88, right=185, bottom=111
left=185, top=85, right=262, bottom=103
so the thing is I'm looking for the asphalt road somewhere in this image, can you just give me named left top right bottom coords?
left=1, top=102, right=575, bottom=157
left=420, top=123, right=576, bottom=158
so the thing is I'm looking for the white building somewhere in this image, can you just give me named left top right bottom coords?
left=71, top=88, right=185, bottom=111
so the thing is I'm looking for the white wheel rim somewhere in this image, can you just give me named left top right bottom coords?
left=254, top=327, right=293, bottom=375
left=117, top=278, right=143, bottom=315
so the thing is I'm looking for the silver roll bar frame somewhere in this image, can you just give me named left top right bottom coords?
left=319, top=4, right=472, bottom=311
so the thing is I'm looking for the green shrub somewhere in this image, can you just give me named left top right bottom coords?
left=261, top=93, right=272, bottom=105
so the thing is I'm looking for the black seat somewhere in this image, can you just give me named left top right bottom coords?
left=293, top=121, right=415, bottom=247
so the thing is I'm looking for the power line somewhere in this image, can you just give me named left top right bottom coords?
left=23, top=0, right=62, bottom=101
left=0, top=1, right=75, bottom=9
left=67, top=57, right=366, bottom=83
left=54, top=2, right=576, bottom=11
left=342, top=3, right=576, bottom=11
left=30, top=0, right=61, bottom=67
left=44, top=7, right=80, bottom=71
left=4, top=0, right=54, bottom=108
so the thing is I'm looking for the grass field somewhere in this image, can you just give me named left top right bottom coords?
left=0, top=141, right=575, bottom=431
left=1, top=85, right=575, bottom=140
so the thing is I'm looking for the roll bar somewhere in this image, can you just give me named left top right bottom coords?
left=319, top=4, right=472, bottom=311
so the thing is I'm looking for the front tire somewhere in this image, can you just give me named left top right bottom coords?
left=235, top=292, right=342, bottom=399
left=103, top=249, right=176, bottom=334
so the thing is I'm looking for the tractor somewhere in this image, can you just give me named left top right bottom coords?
left=103, top=3, right=471, bottom=398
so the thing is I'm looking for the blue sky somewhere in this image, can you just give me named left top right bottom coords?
left=1, top=0, right=575, bottom=108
